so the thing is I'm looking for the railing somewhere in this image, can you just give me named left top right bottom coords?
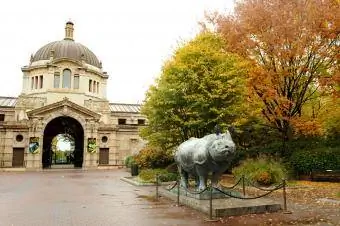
left=155, top=174, right=291, bottom=221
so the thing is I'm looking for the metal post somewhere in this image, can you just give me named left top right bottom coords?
left=177, top=178, right=180, bottom=206
left=204, top=184, right=218, bottom=222
left=282, top=178, right=292, bottom=214
left=283, top=179, right=287, bottom=211
left=209, top=185, right=213, bottom=220
left=242, top=175, right=246, bottom=197
left=156, top=174, right=159, bottom=201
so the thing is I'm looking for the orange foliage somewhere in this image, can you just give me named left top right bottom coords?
left=291, top=118, right=323, bottom=137
left=216, top=0, right=339, bottom=140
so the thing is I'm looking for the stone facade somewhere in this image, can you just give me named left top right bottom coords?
left=0, top=22, right=146, bottom=170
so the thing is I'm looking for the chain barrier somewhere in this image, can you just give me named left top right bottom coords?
left=242, top=176, right=283, bottom=192
left=157, top=175, right=208, bottom=196
left=214, top=182, right=284, bottom=200
left=180, top=185, right=209, bottom=195
left=166, top=181, right=178, bottom=191
left=155, top=174, right=290, bottom=214
left=219, top=177, right=243, bottom=190
left=159, top=174, right=283, bottom=197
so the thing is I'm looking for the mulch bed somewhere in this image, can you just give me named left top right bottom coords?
left=217, top=175, right=340, bottom=225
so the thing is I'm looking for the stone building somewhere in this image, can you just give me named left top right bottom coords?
left=0, top=22, right=146, bottom=170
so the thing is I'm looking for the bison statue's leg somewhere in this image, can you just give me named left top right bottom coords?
left=211, top=166, right=229, bottom=188
left=178, top=166, right=189, bottom=188
left=196, top=167, right=208, bottom=190
left=211, top=172, right=221, bottom=188
left=198, top=175, right=208, bottom=190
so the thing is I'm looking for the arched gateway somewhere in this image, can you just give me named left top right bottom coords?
left=42, top=116, right=84, bottom=168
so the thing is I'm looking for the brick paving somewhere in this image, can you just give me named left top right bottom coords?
left=0, top=169, right=220, bottom=226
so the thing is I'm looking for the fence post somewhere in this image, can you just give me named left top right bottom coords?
left=205, top=184, right=218, bottom=222
left=282, top=178, right=292, bottom=214
left=209, top=185, right=213, bottom=220
left=177, top=177, right=180, bottom=206
left=155, top=174, right=159, bottom=201
left=242, top=175, right=246, bottom=197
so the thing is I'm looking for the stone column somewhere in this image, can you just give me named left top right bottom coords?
left=83, top=119, right=98, bottom=169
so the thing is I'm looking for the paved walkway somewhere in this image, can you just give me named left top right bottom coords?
left=0, top=169, right=219, bottom=226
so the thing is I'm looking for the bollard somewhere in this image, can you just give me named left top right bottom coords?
left=209, top=185, right=213, bottom=220
left=155, top=174, right=159, bottom=201
left=242, top=175, right=246, bottom=197
left=282, top=179, right=292, bottom=214
left=204, top=184, right=218, bottom=222
left=177, top=178, right=180, bottom=206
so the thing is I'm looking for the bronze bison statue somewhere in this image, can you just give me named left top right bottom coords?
left=175, top=131, right=236, bottom=190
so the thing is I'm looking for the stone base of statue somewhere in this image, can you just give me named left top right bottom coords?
left=160, top=186, right=282, bottom=217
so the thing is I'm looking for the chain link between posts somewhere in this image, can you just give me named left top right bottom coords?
left=155, top=174, right=290, bottom=215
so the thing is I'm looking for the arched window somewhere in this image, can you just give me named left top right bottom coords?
left=62, top=69, right=71, bottom=88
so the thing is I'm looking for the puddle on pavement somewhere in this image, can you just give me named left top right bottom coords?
left=67, top=174, right=85, bottom=179
left=152, top=208, right=201, bottom=220
left=100, top=193, right=115, bottom=197
left=136, top=194, right=160, bottom=202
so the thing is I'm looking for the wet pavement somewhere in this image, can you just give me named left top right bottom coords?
left=0, top=169, right=221, bottom=226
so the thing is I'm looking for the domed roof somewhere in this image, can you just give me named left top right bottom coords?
left=32, top=22, right=101, bottom=68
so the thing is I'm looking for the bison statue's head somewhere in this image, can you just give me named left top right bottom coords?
left=207, top=131, right=236, bottom=161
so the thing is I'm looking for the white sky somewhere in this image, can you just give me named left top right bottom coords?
left=0, top=0, right=234, bottom=104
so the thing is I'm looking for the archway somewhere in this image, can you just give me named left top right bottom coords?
left=42, top=116, right=84, bottom=168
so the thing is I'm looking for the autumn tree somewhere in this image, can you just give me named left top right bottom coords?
left=216, top=0, right=339, bottom=143
left=140, top=32, right=251, bottom=149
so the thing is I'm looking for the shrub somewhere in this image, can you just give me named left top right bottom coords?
left=124, top=156, right=135, bottom=168
left=158, top=172, right=178, bottom=182
left=290, top=147, right=340, bottom=174
left=134, top=146, right=174, bottom=169
left=232, top=157, right=287, bottom=186
left=138, top=168, right=177, bottom=183
left=165, top=162, right=178, bottom=174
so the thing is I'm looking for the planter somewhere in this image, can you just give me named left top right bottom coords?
left=131, top=164, right=139, bottom=176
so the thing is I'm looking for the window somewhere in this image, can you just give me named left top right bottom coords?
left=54, top=72, right=60, bottom=88
left=101, top=136, right=108, bottom=143
left=0, top=114, right=4, bottom=121
left=34, top=76, right=38, bottom=89
left=97, top=82, right=99, bottom=93
left=74, top=75, right=79, bottom=89
left=93, top=81, right=96, bottom=93
left=138, top=119, right=145, bottom=125
left=118, top=119, right=126, bottom=125
left=89, top=79, right=92, bottom=92
left=31, top=77, right=34, bottom=90
left=16, top=134, right=24, bottom=142
left=39, top=75, right=43, bottom=89
left=62, top=69, right=71, bottom=88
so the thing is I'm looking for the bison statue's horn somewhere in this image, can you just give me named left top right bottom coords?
left=225, top=130, right=232, bottom=140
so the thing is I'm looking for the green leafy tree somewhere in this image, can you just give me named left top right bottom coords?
left=140, top=32, right=252, bottom=149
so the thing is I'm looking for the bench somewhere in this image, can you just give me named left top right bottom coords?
left=311, top=170, right=340, bottom=182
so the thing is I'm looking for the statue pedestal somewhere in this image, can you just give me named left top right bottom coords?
left=170, top=186, right=242, bottom=200
left=161, top=187, right=282, bottom=217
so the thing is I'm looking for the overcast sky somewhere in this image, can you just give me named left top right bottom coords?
left=0, top=0, right=234, bottom=104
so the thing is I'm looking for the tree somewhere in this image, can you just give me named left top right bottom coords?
left=140, top=32, right=251, bottom=149
left=216, top=0, right=339, bottom=144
